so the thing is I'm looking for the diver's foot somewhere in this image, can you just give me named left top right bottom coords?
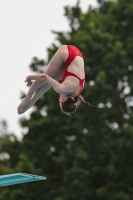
left=22, top=100, right=33, bottom=113
left=17, top=98, right=28, bottom=114
left=17, top=98, right=33, bottom=114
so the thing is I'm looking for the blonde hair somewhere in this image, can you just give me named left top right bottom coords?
left=61, top=95, right=96, bottom=116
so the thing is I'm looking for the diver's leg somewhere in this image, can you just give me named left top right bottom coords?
left=20, top=45, right=67, bottom=104
left=17, top=67, right=65, bottom=114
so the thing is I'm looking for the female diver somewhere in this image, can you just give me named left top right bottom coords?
left=17, top=45, right=89, bottom=116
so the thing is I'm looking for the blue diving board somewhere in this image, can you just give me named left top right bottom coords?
left=0, top=173, right=46, bottom=187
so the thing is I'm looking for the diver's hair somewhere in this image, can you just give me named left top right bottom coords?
left=77, top=95, right=97, bottom=107
left=61, top=95, right=96, bottom=117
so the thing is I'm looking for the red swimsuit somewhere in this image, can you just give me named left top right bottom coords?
left=62, top=45, right=85, bottom=94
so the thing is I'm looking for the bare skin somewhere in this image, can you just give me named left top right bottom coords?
left=17, top=45, right=85, bottom=114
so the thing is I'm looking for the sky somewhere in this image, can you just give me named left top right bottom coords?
left=0, top=0, right=98, bottom=139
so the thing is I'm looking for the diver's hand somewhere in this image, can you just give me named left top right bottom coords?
left=24, top=76, right=32, bottom=87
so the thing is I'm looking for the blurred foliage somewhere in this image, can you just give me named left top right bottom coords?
left=1, top=0, right=133, bottom=199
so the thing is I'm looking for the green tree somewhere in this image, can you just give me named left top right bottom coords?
left=1, top=0, right=133, bottom=199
